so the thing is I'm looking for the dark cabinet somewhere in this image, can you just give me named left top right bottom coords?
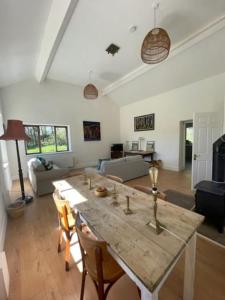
left=110, top=144, right=123, bottom=159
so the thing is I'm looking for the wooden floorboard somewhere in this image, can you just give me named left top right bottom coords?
left=4, top=169, right=225, bottom=300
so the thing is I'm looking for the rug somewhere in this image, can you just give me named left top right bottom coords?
left=164, top=189, right=225, bottom=247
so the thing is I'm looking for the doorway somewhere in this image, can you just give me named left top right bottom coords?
left=179, top=120, right=193, bottom=171
left=185, top=122, right=193, bottom=170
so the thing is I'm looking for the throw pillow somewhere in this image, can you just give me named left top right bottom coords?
left=32, top=159, right=45, bottom=171
left=45, top=161, right=53, bottom=171
left=36, top=156, right=53, bottom=171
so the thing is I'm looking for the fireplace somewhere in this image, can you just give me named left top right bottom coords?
left=212, top=134, right=225, bottom=182
left=194, top=134, right=225, bottom=233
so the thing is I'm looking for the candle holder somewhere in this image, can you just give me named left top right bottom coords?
left=124, top=195, right=133, bottom=215
left=146, top=167, right=166, bottom=234
left=83, top=173, right=88, bottom=185
left=88, top=177, right=92, bottom=190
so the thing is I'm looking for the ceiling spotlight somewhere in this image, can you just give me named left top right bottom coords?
left=129, top=25, right=137, bottom=33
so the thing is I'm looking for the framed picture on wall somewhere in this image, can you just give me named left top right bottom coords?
left=83, top=121, right=101, bottom=141
left=134, top=114, right=155, bottom=131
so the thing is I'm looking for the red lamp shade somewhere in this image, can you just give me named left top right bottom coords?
left=0, top=120, right=30, bottom=141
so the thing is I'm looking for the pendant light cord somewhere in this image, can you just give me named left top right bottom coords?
left=154, top=5, right=156, bottom=27
left=152, top=1, right=159, bottom=28
left=89, top=70, right=91, bottom=83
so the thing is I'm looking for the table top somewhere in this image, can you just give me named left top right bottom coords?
left=53, top=174, right=204, bottom=293
left=124, top=150, right=154, bottom=154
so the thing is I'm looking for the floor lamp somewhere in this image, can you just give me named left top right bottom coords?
left=0, top=120, right=33, bottom=204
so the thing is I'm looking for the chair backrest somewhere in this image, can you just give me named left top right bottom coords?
left=62, top=171, right=83, bottom=179
left=106, top=174, right=124, bottom=183
left=134, top=185, right=151, bottom=194
left=134, top=185, right=167, bottom=200
left=53, top=192, right=71, bottom=230
left=77, top=225, right=115, bottom=281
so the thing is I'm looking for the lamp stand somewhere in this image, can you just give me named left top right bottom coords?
left=15, top=140, right=33, bottom=204
left=146, top=188, right=165, bottom=234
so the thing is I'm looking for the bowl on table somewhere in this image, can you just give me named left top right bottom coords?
left=95, top=186, right=108, bottom=197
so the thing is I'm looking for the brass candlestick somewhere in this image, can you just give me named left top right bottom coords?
left=124, top=195, right=133, bottom=215
left=146, top=167, right=165, bottom=234
left=88, top=177, right=92, bottom=190
left=83, top=173, right=88, bottom=185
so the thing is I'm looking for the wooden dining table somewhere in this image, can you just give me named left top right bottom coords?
left=53, top=173, right=204, bottom=300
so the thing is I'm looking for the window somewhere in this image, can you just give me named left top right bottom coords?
left=24, top=125, right=69, bottom=155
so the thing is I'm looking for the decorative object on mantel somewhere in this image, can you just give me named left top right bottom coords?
left=146, top=141, right=155, bottom=152
left=131, top=141, right=139, bottom=151
left=138, top=137, right=145, bottom=151
left=146, top=167, right=166, bottom=234
left=134, top=114, right=155, bottom=131
left=0, top=120, right=33, bottom=204
left=83, top=70, right=98, bottom=99
left=141, top=1, right=171, bottom=64
left=83, top=121, right=101, bottom=141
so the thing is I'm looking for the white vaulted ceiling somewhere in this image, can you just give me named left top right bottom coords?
left=48, top=0, right=225, bottom=89
left=0, top=0, right=53, bottom=87
left=1, top=0, right=225, bottom=104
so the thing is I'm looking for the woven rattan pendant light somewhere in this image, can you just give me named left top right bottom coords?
left=141, top=1, right=171, bottom=64
left=83, top=71, right=98, bottom=99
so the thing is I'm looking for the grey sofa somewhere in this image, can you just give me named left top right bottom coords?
left=27, top=158, right=70, bottom=196
left=99, top=155, right=149, bottom=181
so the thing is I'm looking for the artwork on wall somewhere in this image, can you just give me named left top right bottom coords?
left=83, top=121, right=101, bottom=141
left=134, top=114, right=155, bottom=131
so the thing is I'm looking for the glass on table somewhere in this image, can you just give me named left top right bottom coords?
left=111, top=184, right=120, bottom=207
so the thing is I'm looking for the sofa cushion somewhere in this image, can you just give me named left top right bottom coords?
left=124, top=155, right=142, bottom=162
left=97, top=158, right=111, bottom=170
left=32, top=159, right=45, bottom=172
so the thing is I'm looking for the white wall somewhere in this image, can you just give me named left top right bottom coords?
left=0, top=79, right=120, bottom=179
left=120, top=73, right=225, bottom=171
left=0, top=99, right=9, bottom=251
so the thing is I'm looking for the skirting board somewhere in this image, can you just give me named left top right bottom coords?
left=162, top=164, right=180, bottom=172
left=0, top=251, right=9, bottom=298
left=0, top=213, right=7, bottom=252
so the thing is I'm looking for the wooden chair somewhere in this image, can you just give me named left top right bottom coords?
left=77, top=224, right=125, bottom=300
left=134, top=185, right=167, bottom=200
left=106, top=174, right=124, bottom=184
left=62, top=171, right=83, bottom=179
left=53, top=191, right=76, bottom=271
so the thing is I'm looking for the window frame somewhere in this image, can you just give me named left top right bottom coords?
left=24, top=124, right=70, bottom=155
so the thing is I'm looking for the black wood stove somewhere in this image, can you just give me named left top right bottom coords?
left=195, top=134, right=225, bottom=233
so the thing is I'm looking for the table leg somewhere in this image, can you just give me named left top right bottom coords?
left=141, top=288, right=158, bottom=300
left=183, top=233, right=197, bottom=300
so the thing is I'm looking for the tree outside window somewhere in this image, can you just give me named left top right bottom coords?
left=24, top=125, right=69, bottom=155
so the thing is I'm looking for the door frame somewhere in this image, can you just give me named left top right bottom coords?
left=179, top=120, right=193, bottom=171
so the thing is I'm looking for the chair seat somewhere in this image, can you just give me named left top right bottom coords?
left=87, top=258, right=124, bottom=283
left=61, top=213, right=76, bottom=230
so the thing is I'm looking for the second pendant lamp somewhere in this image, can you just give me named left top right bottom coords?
left=83, top=70, right=98, bottom=100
